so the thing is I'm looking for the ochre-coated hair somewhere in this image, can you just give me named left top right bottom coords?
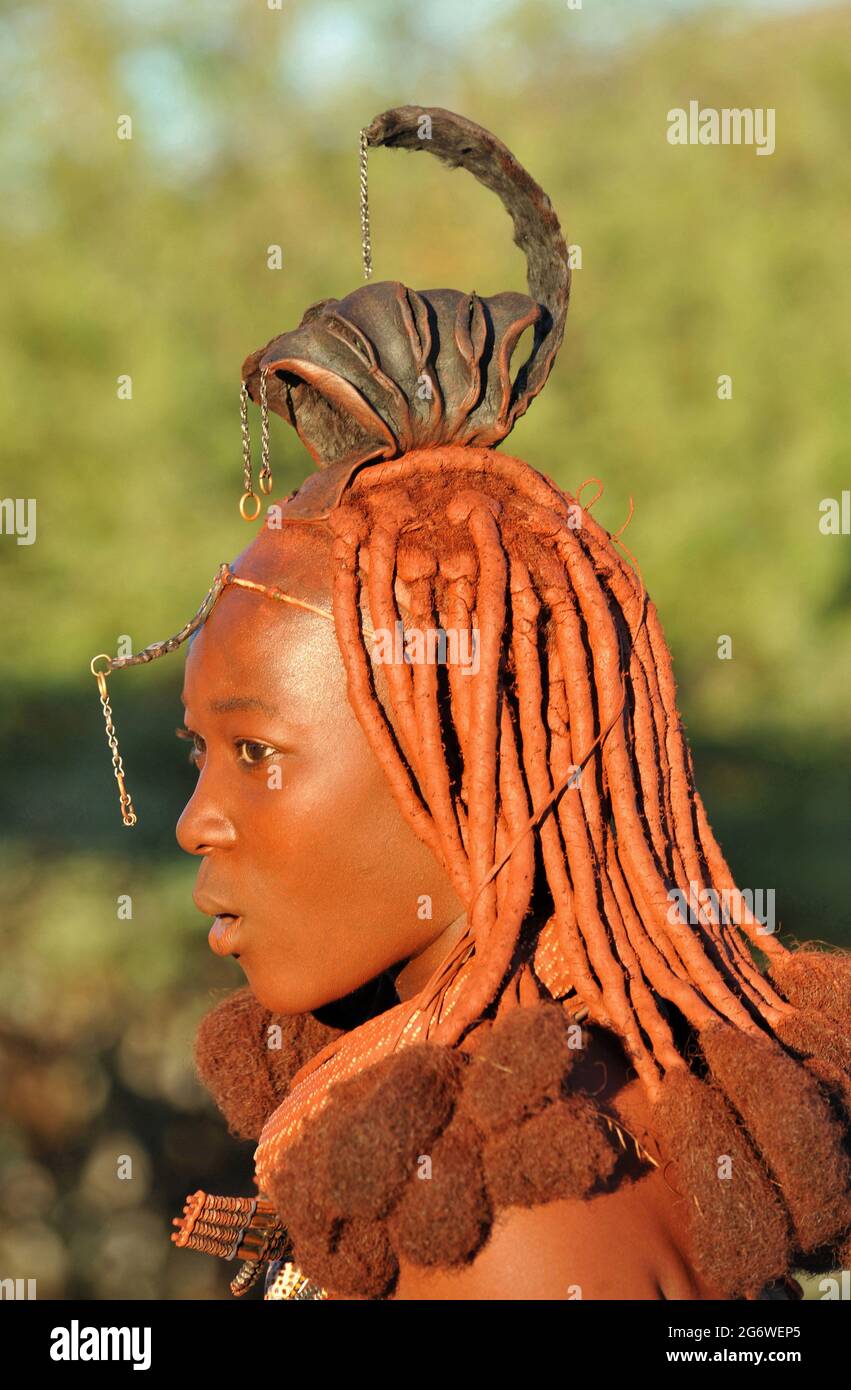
left=322, top=445, right=840, bottom=1066
left=201, top=441, right=851, bottom=1300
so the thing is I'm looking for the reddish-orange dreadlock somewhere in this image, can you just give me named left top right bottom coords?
left=326, top=445, right=795, bottom=1064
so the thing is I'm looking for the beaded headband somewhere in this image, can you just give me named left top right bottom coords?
left=90, top=104, right=570, bottom=826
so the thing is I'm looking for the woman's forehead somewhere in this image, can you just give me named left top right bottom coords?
left=182, top=581, right=347, bottom=725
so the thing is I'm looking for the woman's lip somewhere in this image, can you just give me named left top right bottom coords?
left=208, top=914, right=243, bottom=957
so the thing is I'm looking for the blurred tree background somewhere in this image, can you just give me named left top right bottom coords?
left=0, top=0, right=849, bottom=1298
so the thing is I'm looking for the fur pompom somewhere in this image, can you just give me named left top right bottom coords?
left=652, top=1067, right=791, bottom=1298
left=268, top=1042, right=465, bottom=1245
left=266, top=1099, right=343, bottom=1244
left=290, top=1218, right=398, bottom=1300
left=267, top=1043, right=466, bottom=1296
left=775, top=1010, right=851, bottom=1076
left=460, top=1002, right=576, bottom=1134
left=193, top=987, right=342, bottom=1140
left=388, top=1115, right=491, bottom=1267
left=800, top=1057, right=851, bottom=1121
left=483, top=1095, right=617, bottom=1208
left=323, top=1044, right=464, bottom=1219
left=700, top=1023, right=851, bottom=1253
left=770, top=949, right=851, bottom=1027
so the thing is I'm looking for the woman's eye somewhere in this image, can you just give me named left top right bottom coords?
left=176, top=728, right=205, bottom=766
left=175, top=728, right=277, bottom=769
left=236, top=740, right=277, bottom=766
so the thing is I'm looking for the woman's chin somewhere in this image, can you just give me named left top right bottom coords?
left=244, top=972, right=337, bottom=1018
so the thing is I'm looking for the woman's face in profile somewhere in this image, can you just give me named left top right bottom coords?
left=176, top=525, right=464, bottom=1015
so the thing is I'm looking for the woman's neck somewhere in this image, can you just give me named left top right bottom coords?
left=392, top=910, right=469, bottom=1003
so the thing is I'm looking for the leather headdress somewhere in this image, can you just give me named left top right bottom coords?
left=240, top=104, right=570, bottom=519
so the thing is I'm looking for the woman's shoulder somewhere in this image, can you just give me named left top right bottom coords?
left=393, top=1020, right=722, bottom=1301
left=392, top=1171, right=712, bottom=1300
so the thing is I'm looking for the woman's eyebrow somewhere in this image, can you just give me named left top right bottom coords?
left=209, top=696, right=281, bottom=716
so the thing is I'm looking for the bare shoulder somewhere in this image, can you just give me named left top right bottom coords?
left=392, top=1164, right=709, bottom=1300
left=393, top=1025, right=727, bottom=1302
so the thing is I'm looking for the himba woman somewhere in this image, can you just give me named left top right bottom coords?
left=90, top=107, right=851, bottom=1302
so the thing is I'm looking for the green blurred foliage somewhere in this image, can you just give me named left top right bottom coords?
left=0, top=0, right=849, bottom=1298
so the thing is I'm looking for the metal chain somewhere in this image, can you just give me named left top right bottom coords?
left=259, top=368, right=272, bottom=495
left=240, top=380, right=253, bottom=495
left=359, top=129, right=372, bottom=280
left=93, top=665, right=137, bottom=826
left=239, top=380, right=260, bottom=521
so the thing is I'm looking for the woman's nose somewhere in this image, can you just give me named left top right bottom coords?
left=176, top=771, right=237, bottom=855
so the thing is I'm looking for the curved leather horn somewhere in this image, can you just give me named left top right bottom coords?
left=362, top=104, right=570, bottom=422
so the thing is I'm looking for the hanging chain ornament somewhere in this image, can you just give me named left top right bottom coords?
left=359, top=128, right=373, bottom=280
left=258, top=367, right=273, bottom=495
left=239, top=381, right=260, bottom=521
left=240, top=371, right=273, bottom=518
left=90, top=656, right=137, bottom=826
left=239, top=126, right=374, bottom=522
left=88, top=562, right=348, bottom=827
